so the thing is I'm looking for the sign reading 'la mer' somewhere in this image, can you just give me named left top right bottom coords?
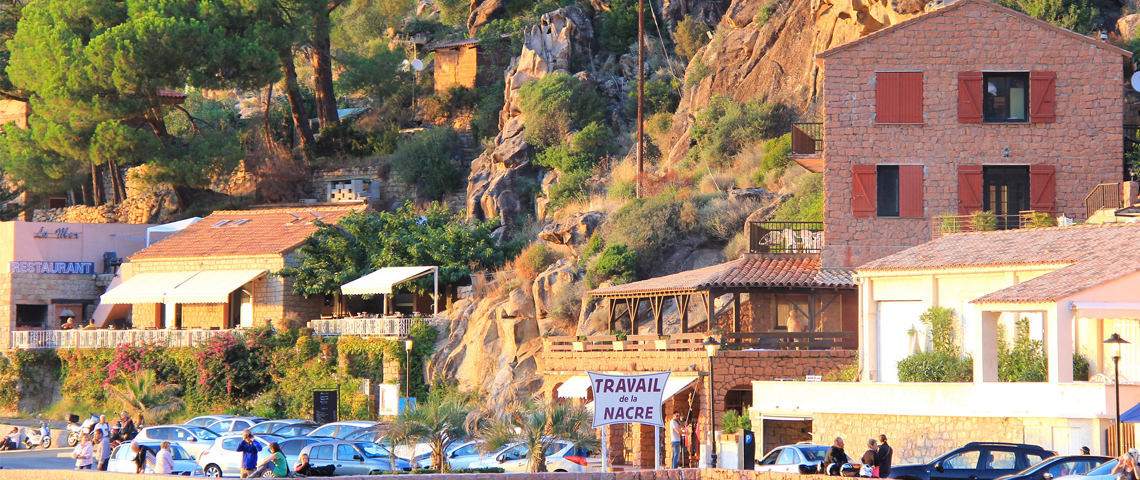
left=588, top=371, right=670, bottom=428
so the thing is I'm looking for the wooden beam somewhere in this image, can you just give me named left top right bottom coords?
left=630, top=297, right=642, bottom=334
left=732, top=292, right=741, bottom=333
left=607, top=298, right=616, bottom=332
left=703, top=291, right=715, bottom=332
left=678, top=295, right=690, bottom=333
left=650, top=297, right=664, bottom=335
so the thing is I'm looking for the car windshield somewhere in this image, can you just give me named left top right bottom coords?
left=185, top=426, right=218, bottom=440
left=1088, top=459, right=1118, bottom=475
left=801, top=446, right=829, bottom=462
left=356, top=442, right=392, bottom=458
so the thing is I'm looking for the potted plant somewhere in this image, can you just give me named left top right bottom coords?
left=611, top=331, right=627, bottom=351
left=971, top=210, right=997, bottom=231
left=572, top=335, right=587, bottom=352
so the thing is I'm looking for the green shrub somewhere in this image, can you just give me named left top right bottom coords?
left=685, top=57, right=713, bottom=88
left=971, top=211, right=997, bottom=231
left=674, top=16, right=711, bottom=60
left=897, top=352, right=974, bottom=382
left=516, top=243, right=559, bottom=277
left=471, top=83, right=505, bottom=142
left=997, top=318, right=1047, bottom=382
left=627, top=77, right=681, bottom=116
left=518, top=73, right=606, bottom=150
left=823, top=359, right=859, bottom=382
left=607, top=179, right=637, bottom=200
left=1074, top=352, right=1090, bottom=381
left=754, top=3, right=773, bottom=27
left=389, top=128, right=462, bottom=199
left=995, top=0, right=1098, bottom=33
left=689, top=95, right=786, bottom=166
left=313, top=121, right=399, bottom=158
left=1024, top=211, right=1058, bottom=228
left=601, top=194, right=700, bottom=275
left=770, top=174, right=823, bottom=221
left=760, top=133, right=791, bottom=173
left=547, top=168, right=594, bottom=208
left=700, top=198, right=760, bottom=242
left=597, top=0, right=639, bottom=52
left=721, top=410, right=752, bottom=433
left=591, top=244, right=638, bottom=284
left=922, top=306, right=959, bottom=356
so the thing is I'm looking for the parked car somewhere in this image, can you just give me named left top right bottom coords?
left=135, top=425, right=220, bottom=459
left=468, top=440, right=602, bottom=473
left=248, top=419, right=312, bottom=435
left=307, top=421, right=376, bottom=439
left=889, top=442, right=1055, bottom=480
left=995, top=455, right=1111, bottom=480
left=205, top=417, right=267, bottom=433
left=755, top=443, right=831, bottom=473
left=195, top=433, right=283, bottom=477
left=415, top=440, right=485, bottom=470
left=185, top=415, right=237, bottom=428
left=278, top=436, right=323, bottom=468
left=1054, top=458, right=1118, bottom=480
left=299, top=440, right=411, bottom=475
left=107, top=442, right=202, bottom=475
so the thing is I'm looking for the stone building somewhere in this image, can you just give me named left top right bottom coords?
left=0, top=221, right=154, bottom=349
left=791, top=0, right=1131, bottom=268
left=100, top=204, right=366, bottom=329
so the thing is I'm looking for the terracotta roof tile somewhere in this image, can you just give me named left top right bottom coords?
left=131, top=204, right=368, bottom=260
left=858, top=222, right=1140, bottom=304
left=589, top=254, right=855, bottom=297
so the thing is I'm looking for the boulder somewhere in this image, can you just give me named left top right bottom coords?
left=467, top=0, right=505, bottom=36
left=1119, top=14, right=1140, bottom=41
left=538, top=211, right=605, bottom=247
left=531, top=259, right=583, bottom=331
left=662, top=0, right=732, bottom=26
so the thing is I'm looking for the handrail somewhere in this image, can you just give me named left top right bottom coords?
left=931, top=210, right=1056, bottom=238
left=543, top=331, right=855, bottom=353
left=307, top=316, right=416, bottom=337
left=10, top=328, right=242, bottom=350
left=748, top=221, right=824, bottom=254
left=1084, top=182, right=1124, bottom=219
left=791, top=122, right=823, bottom=156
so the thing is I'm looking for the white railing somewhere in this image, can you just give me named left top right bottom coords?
left=307, top=316, right=416, bottom=337
left=9, top=329, right=242, bottom=350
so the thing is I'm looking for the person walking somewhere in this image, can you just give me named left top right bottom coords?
left=93, top=430, right=111, bottom=471
left=670, top=411, right=684, bottom=468
left=824, top=437, right=850, bottom=475
left=72, top=433, right=94, bottom=470
left=861, top=438, right=878, bottom=477
left=155, top=441, right=175, bottom=475
left=250, top=442, right=288, bottom=478
left=877, top=434, right=893, bottom=478
left=236, top=429, right=264, bottom=478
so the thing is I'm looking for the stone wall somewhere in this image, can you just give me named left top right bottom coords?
left=1, top=272, right=105, bottom=349
left=820, top=1, right=1125, bottom=267
left=180, top=303, right=225, bottom=329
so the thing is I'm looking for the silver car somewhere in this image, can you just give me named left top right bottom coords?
left=248, top=419, right=312, bottom=435
left=185, top=415, right=237, bottom=428
left=299, top=440, right=411, bottom=475
left=195, top=433, right=282, bottom=477
left=135, top=425, right=220, bottom=459
left=307, top=421, right=376, bottom=439
left=107, top=442, right=201, bottom=475
left=206, top=417, right=267, bottom=434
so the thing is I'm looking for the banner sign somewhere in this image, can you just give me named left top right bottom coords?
left=588, top=371, right=670, bottom=428
left=10, top=261, right=94, bottom=274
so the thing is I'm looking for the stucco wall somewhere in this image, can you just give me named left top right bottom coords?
left=820, top=1, right=1125, bottom=267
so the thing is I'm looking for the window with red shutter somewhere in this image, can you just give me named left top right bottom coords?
left=876, top=72, right=923, bottom=124
left=957, top=165, right=983, bottom=214
left=1029, top=165, right=1056, bottom=212
left=898, top=165, right=924, bottom=217
left=852, top=165, right=877, bottom=217
left=958, top=72, right=983, bottom=124
left=1029, top=72, right=1056, bottom=123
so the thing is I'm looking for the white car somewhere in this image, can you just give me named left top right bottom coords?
left=415, top=440, right=487, bottom=470
left=307, top=421, right=376, bottom=439
left=185, top=415, right=237, bottom=428
left=469, top=440, right=602, bottom=473
left=135, top=425, right=220, bottom=459
left=107, top=442, right=202, bottom=475
left=205, top=417, right=267, bottom=433
left=754, top=443, right=831, bottom=473
left=248, top=419, right=312, bottom=435
left=196, top=433, right=282, bottom=477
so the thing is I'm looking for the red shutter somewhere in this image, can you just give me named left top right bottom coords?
left=898, top=165, right=925, bottom=217
left=876, top=72, right=899, bottom=123
left=1029, top=71, right=1056, bottom=123
left=852, top=165, right=877, bottom=217
left=957, top=165, right=983, bottom=214
left=899, top=72, right=924, bottom=124
left=1029, top=164, right=1057, bottom=212
left=958, top=72, right=983, bottom=123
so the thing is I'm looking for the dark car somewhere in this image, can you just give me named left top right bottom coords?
left=889, top=442, right=1056, bottom=480
left=995, top=455, right=1112, bottom=480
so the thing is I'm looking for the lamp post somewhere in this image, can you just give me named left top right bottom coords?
left=1105, top=333, right=1130, bottom=456
left=405, top=338, right=414, bottom=401
left=703, top=336, right=721, bottom=468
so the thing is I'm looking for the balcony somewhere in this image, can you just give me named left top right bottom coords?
left=543, top=331, right=855, bottom=353
left=10, top=328, right=242, bottom=350
left=748, top=220, right=824, bottom=254
left=790, top=122, right=824, bottom=173
left=307, top=315, right=417, bottom=337
left=930, top=210, right=1057, bottom=238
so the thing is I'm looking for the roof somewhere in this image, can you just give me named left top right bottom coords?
left=426, top=38, right=481, bottom=51
left=816, top=0, right=1131, bottom=61
left=589, top=255, right=855, bottom=297
left=130, top=204, right=368, bottom=260
left=859, top=223, right=1140, bottom=304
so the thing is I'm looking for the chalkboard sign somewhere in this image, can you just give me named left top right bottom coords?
left=313, top=390, right=338, bottom=424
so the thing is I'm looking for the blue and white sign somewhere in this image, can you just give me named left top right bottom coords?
left=587, top=371, right=670, bottom=428
left=9, top=261, right=95, bottom=274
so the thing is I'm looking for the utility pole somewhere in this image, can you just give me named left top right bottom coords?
left=636, top=0, right=645, bottom=198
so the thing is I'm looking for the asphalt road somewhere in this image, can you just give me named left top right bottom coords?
left=0, top=446, right=73, bottom=471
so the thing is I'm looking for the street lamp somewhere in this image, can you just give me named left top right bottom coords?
left=1105, top=333, right=1130, bottom=456
left=405, top=338, right=414, bottom=401
left=703, top=336, right=721, bottom=468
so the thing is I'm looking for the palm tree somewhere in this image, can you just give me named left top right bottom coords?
left=397, top=388, right=471, bottom=472
left=107, top=369, right=184, bottom=423
left=475, top=399, right=598, bottom=473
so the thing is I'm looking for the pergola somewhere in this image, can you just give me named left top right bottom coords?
left=340, top=266, right=440, bottom=317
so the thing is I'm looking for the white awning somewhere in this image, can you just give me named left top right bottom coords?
left=146, top=217, right=201, bottom=246
left=556, top=375, right=698, bottom=401
left=341, top=266, right=436, bottom=295
left=163, top=270, right=267, bottom=304
left=100, top=271, right=199, bottom=304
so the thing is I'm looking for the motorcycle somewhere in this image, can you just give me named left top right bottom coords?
left=66, top=414, right=87, bottom=447
left=22, top=423, right=51, bottom=450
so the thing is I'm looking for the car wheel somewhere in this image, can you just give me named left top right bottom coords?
left=555, top=469, right=568, bottom=473
left=204, top=464, right=223, bottom=477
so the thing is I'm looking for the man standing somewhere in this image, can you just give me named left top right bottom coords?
left=236, top=429, right=263, bottom=478
left=877, top=434, right=893, bottom=478
left=824, top=437, right=849, bottom=475
left=94, top=415, right=110, bottom=439
left=670, top=411, right=684, bottom=468
left=93, top=430, right=111, bottom=471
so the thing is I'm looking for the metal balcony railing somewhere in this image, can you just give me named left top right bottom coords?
left=791, top=122, right=823, bottom=156
left=1085, top=182, right=1124, bottom=219
left=748, top=221, right=824, bottom=254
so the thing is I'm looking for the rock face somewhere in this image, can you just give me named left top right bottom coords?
left=538, top=211, right=605, bottom=249
left=467, top=0, right=505, bottom=36
left=664, top=0, right=941, bottom=165
left=465, top=7, right=595, bottom=226
left=661, top=0, right=733, bottom=25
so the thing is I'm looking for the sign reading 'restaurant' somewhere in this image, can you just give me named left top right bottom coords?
left=587, top=371, right=670, bottom=428
left=10, top=261, right=95, bottom=274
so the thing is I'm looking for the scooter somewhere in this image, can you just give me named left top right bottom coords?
left=22, top=423, right=51, bottom=450
left=66, top=414, right=85, bottom=447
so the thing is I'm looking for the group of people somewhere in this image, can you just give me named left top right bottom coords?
left=824, top=434, right=894, bottom=477
left=238, top=429, right=332, bottom=477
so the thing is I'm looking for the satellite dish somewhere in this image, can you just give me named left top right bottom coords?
left=1131, top=71, right=1140, bottom=93
left=411, top=59, right=424, bottom=72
